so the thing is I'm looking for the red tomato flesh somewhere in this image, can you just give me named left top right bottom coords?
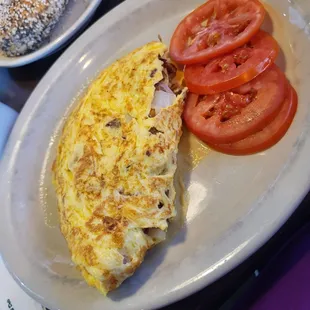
left=209, top=84, right=298, bottom=155
left=184, top=30, right=279, bottom=94
left=183, top=65, right=287, bottom=144
left=170, top=0, right=266, bottom=65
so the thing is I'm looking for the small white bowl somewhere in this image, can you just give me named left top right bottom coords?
left=0, top=0, right=102, bottom=68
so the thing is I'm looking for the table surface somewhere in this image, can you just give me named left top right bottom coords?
left=1, top=1, right=309, bottom=309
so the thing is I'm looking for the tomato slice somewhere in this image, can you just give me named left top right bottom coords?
left=170, top=0, right=266, bottom=65
left=209, top=84, right=298, bottom=155
left=183, top=65, right=287, bottom=144
left=184, top=30, right=279, bottom=94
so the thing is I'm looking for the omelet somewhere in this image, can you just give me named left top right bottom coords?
left=52, top=41, right=187, bottom=295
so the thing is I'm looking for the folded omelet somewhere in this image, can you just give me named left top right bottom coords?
left=52, top=42, right=186, bottom=294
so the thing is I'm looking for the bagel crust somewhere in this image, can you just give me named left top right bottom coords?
left=0, top=0, right=68, bottom=57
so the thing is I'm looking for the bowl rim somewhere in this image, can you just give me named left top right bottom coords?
left=0, top=0, right=102, bottom=68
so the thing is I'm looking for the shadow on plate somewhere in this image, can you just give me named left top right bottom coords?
left=262, top=7, right=287, bottom=73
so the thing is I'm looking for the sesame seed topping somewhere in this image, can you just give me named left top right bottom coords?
left=0, top=0, right=68, bottom=57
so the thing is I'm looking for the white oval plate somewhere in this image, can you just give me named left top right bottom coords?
left=0, top=256, right=44, bottom=310
left=0, top=0, right=102, bottom=68
left=1, top=0, right=310, bottom=309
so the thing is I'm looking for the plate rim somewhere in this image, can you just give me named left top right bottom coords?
left=1, top=0, right=310, bottom=309
left=0, top=0, right=102, bottom=68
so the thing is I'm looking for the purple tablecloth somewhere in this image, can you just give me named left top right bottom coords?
left=249, top=223, right=310, bottom=310
left=251, top=253, right=310, bottom=310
